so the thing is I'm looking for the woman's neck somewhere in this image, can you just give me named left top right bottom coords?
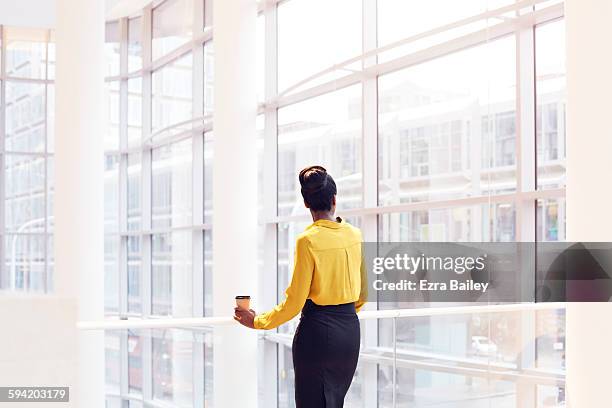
left=311, top=211, right=336, bottom=222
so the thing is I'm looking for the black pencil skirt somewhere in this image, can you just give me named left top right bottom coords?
left=292, top=299, right=360, bottom=408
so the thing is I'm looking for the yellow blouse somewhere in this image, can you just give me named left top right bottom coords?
left=254, top=218, right=368, bottom=330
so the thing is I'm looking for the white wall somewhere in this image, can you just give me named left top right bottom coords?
left=0, top=297, right=77, bottom=406
left=54, top=0, right=106, bottom=405
left=565, top=0, right=612, bottom=407
left=212, top=0, right=258, bottom=406
left=0, top=0, right=106, bottom=406
left=0, top=0, right=148, bottom=28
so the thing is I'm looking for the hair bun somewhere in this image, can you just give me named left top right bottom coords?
left=298, top=165, right=337, bottom=212
left=299, top=165, right=328, bottom=193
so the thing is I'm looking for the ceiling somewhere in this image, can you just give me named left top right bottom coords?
left=106, top=0, right=156, bottom=20
left=0, top=0, right=55, bottom=28
left=0, top=0, right=157, bottom=29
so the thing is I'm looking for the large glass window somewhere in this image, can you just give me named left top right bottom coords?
left=105, top=21, right=121, bottom=77
left=5, top=81, right=46, bottom=152
left=152, top=53, right=193, bottom=136
left=105, top=333, right=121, bottom=393
left=5, top=28, right=50, bottom=79
left=203, top=43, right=214, bottom=116
left=151, top=139, right=193, bottom=229
left=277, top=0, right=361, bottom=92
left=379, top=36, right=517, bottom=206
left=127, top=153, right=141, bottom=231
left=536, top=19, right=566, bottom=190
left=128, top=16, right=143, bottom=73
left=277, top=85, right=363, bottom=217
left=104, top=4, right=211, bottom=406
left=105, top=80, right=120, bottom=151
left=377, top=0, right=514, bottom=61
left=269, top=1, right=566, bottom=407
left=127, top=236, right=142, bottom=314
left=0, top=28, right=54, bottom=292
left=104, top=234, right=119, bottom=314
left=128, top=330, right=143, bottom=395
left=152, top=0, right=195, bottom=60
left=127, top=78, right=143, bottom=147
left=151, top=330, right=196, bottom=405
left=151, top=231, right=193, bottom=316
left=101, top=0, right=568, bottom=407
left=379, top=203, right=516, bottom=243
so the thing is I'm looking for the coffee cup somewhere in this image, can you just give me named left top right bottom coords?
left=235, top=295, right=251, bottom=311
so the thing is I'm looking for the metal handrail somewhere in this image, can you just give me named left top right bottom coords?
left=78, top=302, right=565, bottom=330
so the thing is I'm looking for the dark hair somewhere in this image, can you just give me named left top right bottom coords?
left=299, top=165, right=337, bottom=212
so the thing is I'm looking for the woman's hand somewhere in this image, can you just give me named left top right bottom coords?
left=234, top=307, right=257, bottom=329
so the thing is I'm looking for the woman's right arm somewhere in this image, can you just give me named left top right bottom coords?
left=253, top=235, right=314, bottom=330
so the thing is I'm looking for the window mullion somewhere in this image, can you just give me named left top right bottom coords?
left=515, top=15, right=538, bottom=408
left=262, top=1, right=280, bottom=407
left=191, top=2, right=206, bottom=408
left=0, top=26, right=6, bottom=291
left=117, top=16, right=131, bottom=403
left=362, top=0, right=379, bottom=407
left=140, top=4, right=154, bottom=406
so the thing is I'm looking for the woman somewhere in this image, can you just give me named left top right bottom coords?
left=234, top=165, right=368, bottom=408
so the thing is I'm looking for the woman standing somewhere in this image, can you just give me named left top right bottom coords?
left=234, top=165, right=368, bottom=408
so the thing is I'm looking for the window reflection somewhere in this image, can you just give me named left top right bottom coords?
left=128, top=331, right=143, bottom=395
left=5, top=82, right=46, bottom=152
left=127, top=236, right=142, bottom=314
left=537, top=198, right=565, bottom=242
left=152, top=329, right=194, bottom=405
left=152, top=53, right=193, bottom=136
left=104, top=235, right=119, bottom=314
left=3, top=235, right=47, bottom=292
left=105, top=333, right=121, bottom=394
left=203, top=133, right=213, bottom=225
left=151, top=232, right=192, bottom=317
left=127, top=153, right=142, bottom=231
left=536, top=19, right=566, bottom=190
left=378, top=36, right=517, bottom=206
left=104, top=155, right=119, bottom=234
left=204, top=43, right=214, bottom=116
left=152, top=0, right=195, bottom=60
left=277, top=85, right=363, bottom=217
left=379, top=204, right=516, bottom=243
left=105, top=81, right=120, bottom=150
left=277, top=0, right=361, bottom=92
left=128, top=16, right=143, bottom=72
left=4, top=154, right=46, bottom=232
left=152, top=139, right=193, bottom=229
left=5, top=28, right=50, bottom=79
left=105, top=21, right=121, bottom=77
left=128, top=78, right=143, bottom=147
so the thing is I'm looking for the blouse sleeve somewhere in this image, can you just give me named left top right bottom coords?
left=253, top=235, right=314, bottom=330
left=354, top=243, right=368, bottom=313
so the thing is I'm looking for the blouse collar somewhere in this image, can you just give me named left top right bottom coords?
left=312, top=216, right=344, bottom=229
